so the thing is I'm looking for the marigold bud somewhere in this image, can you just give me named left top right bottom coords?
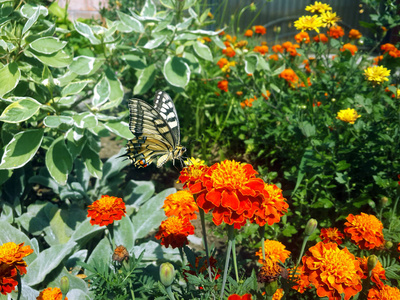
left=381, top=196, right=389, bottom=207
left=385, top=241, right=393, bottom=249
left=305, top=219, right=318, bottom=236
left=160, top=262, right=175, bottom=287
left=60, top=276, right=70, bottom=295
left=367, top=255, right=378, bottom=275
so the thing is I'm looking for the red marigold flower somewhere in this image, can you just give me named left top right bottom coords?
left=179, top=160, right=208, bottom=195
left=163, top=190, right=199, bottom=220
left=252, top=184, right=288, bottom=226
left=381, top=43, right=396, bottom=54
left=344, top=213, right=385, bottom=250
left=340, top=43, right=358, bottom=55
left=357, top=256, right=386, bottom=289
left=368, top=285, right=400, bottom=299
left=183, top=255, right=221, bottom=282
left=37, top=287, right=68, bottom=300
left=327, top=25, right=344, bottom=39
left=254, top=25, right=266, bottom=35
left=196, top=160, right=265, bottom=229
left=155, top=216, right=194, bottom=248
left=0, top=264, right=18, bottom=295
left=319, top=227, right=345, bottom=245
left=313, top=33, right=328, bottom=43
left=217, top=58, right=229, bottom=68
left=348, top=29, right=362, bottom=39
left=222, top=47, right=236, bottom=57
left=295, top=31, right=310, bottom=43
left=272, top=44, right=284, bottom=53
left=0, top=242, right=33, bottom=275
left=87, top=195, right=126, bottom=227
left=217, top=80, right=229, bottom=92
left=244, top=29, right=253, bottom=37
left=299, top=242, right=363, bottom=300
left=253, top=45, right=269, bottom=55
left=227, top=294, right=252, bottom=300
left=255, top=239, right=291, bottom=264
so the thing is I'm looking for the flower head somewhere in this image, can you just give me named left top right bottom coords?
left=87, top=195, right=126, bottom=226
left=364, top=66, right=390, bottom=85
left=163, top=190, right=199, bottom=220
left=344, top=213, right=385, bottom=250
left=327, top=25, right=344, bottom=39
left=254, top=25, right=266, bottom=35
left=295, top=31, right=310, bottom=43
left=252, top=184, right=288, bottom=226
left=320, top=11, right=341, bottom=27
left=183, top=256, right=221, bottom=282
left=272, top=288, right=284, bottom=300
left=155, top=216, right=194, bottom=248
left=256, top=240, right=291, bottom=265
left=294, top=15, right=323, bottom=33
left=37, top=287, right=68, bottom=300
left=349, top=29, right=362, bottom=39
left=0, top=264, right=18, bottom=295
left=336, top=108, right=361, bottom=124
left=196, top=160, right=265, bottom=229
left=305, top=1, right=332, bottom=13
left=227, top=294, right=252, bottom=300
left=299, top=242, right=363, bottom=300
left=217, top=58, right=229, bottom=68
left=253, top=45, right=269, bottom=55
left=179, top=160, right=208, bottom=195
left=0, top=242, right=33, bottom=275
left=257, top=259, right=286, bottom=283
left=313, top=33, right=328, bottom=43
left=368, top=285, right=400, bottom=299
left=340, top=43, right=358, bottom=55
left=217, top=80, right=229, bottom=92
left=244, top=29, right=253, bottom=37
left=222, top=47, right=236, bottom=57
left=279, top=69, right=299, bottom=86
left=319, top=227, right=344, bottom=245
left=357, top=256, right=386, bottom=289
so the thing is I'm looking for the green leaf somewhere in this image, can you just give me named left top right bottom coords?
left=0, top=129, right=44, bottom=170
left=102, top=69, right=123, bottom=110
left=69, top=56, right=96, bottom=75
left=43, top=115, right=74, bottom=128
left=21, top=4, right=48, bottom=35
left=271, top=64, right=286, bottom=77
left=61, top=81, right=89, bottom=97
left=104, top=121, right=133, bottom=139
left=117, top=11, right=144, bottom=33
left=115, top=215, right=135, bottom=251
left=193, top=41, right=213, bottom=61
left=211, top=36, right=226, bottom=49
left=81, top=144, right=102, bottom=179
left=163, top=56, right=190, bottom=88
left=45, top=136, right=73, bottom=185
left=140, top=0, right=156, bottom=17
left=0, top=62, right=21, bottom=97
left=74, top=21, right=101, bottom=45
left=143, top=36, right=167, bottom=49
left=29, top=37, right=67, bottom=54
left=183, top=51, right=201, bottom=74
left=122, top=54, right=147, bottom=69
left=133, top=64, right=155, bottom=94
left=244, top=54, right=258, bottom=74
left=25, top=49, right=72, bottom=68
left=0, top=97, right=42, bottom=123
left=92, top=76, right=110, bottom=107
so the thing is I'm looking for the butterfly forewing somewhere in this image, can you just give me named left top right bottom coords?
left=153, top=91, right=180, bottom=145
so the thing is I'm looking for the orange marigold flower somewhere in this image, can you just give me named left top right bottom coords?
left=183, top=256, right=221, bottom=282
left=258, top=259, right=286, bottom=283
left=319, top=227, right=344, bottom=245
left=254, top=25, right=266, bottom=35
left=163, top=190, right=199, bottom=220
left=340, top=43, right=358, bottom=55
left=0, top=242, right=33, bottom=275
left=155, top=216, right=194, bottom=248
left=272, top=44, right=284, bottom=53
left=373, top=55, right=383, bottom=65
left=344, top=213, right=385, bottom=250
left=313, top=33, right=328, bottom=43
left=244, top=29, right=253, bottom=37
left=253, top=45, right=269, bottom=55
left=196, top=160, right=265, bottom=229
left=223, top=47, right=236, bottom=57
left=256, top=239, right=291, bottom=264
left=236, top=91, right=243, bottom=96
left=37, top=287, right=68, bottom=300
left=87, top=195, right=126, bottom=227
left=178, top=161, right=208, bottom=195
left=252, top=184, right=288, bottom=227
left=368, top=285, right=400, bottom=299
left=217, top=58, right=229, bottom=68
left=272, top=288, right=284, bottom=300
left=269, top=54, right=279, bottom=61
left=217, top=80, right=228, bottom=92
left=357, top=256, right=386, bottom=289
left=217, top=30, right=225, bottom=36
left=0, top=264, right=18, bottom=295
left=225, top=34, right=236, bottom=43
left=348, top=29, right=362, bottom=39
left=227, top=294, right=252, bottom=300
left=262, top=90, right=271, bottom=100
left=299, top=242, right=363, bottom=300
left=295, top=31, right=310, bottom=43
left=327, top=25, right=344, bottom=39
left=235, top=40, right=248, bottom=48
left=279, top=69, right=299, bottom=85
left=381, top=43, right=396, bottom=53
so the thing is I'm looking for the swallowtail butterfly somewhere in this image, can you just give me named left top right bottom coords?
left=125, top=91, right=186, bottom=168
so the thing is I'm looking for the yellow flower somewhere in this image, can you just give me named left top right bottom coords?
left=207, top=12, right=214, bottom=19
left=221, top=61, right=236, bottom=73
left=336, top=108, right=361, bottom=124
left=294, top=15, right=323, bottom=33
left=364, top=66, right=390, bottom=85
left=320, top=11, right=341, bottom=28
left=305, top=1, right=332, bottom=13
left=184, top=157, right=205, bottom=166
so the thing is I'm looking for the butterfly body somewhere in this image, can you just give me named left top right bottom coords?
left=125, top=91, right=186, bottom=168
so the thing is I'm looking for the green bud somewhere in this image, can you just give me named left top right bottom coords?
left=249, top=3, right=257, bottom=12
left=160, top=262, right=175, bottom=287
left=305, top=219, right=318, bottom=236
left=264, top=280, right=278, bottom=297
left=367, top=255, right=378, bottom=276
left=385, top=241, right=393, bottom=249
left=381, top=196, right=389, bottom=207
left=60, top=276, right=70, bottom=295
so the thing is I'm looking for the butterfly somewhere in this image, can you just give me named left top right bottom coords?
left=125, top=90, right=186, bottom=168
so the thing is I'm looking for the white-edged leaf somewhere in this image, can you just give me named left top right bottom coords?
left=25, top=49, right=72, bottom=68
left=143, top=36, right=167, bottom=49
left=29, top=37, right=67, bottom=54
left=183, top=51, right=201, bottom=74
left=0, top=97, right=41, bottom=123
left=45, top=136, right=73, bottom=185
left=117, top=11, right=144, bottom=33
left=0, top=62, right=20, bottom=97
left=44, top=115, right=74, bottom=128
left=163, top=56, right=190, bottom=88
left=244, top=54, right=258, bottom=74
left=133, top=64, right=155, bottom=94
left=74, top=21, right=101, bottom=45
left=140, top=0, right=156, bottom=17
left=193, top=41, right=212, bottom=61
left=92, top=76, right=110, bottom=107
left=61, top=81, right=89, bottom=97
left=104, top=121, right=133, bottom=139
left=81, top=144, right=102, bottom=179
left=69, top=56, right=96, bottom=75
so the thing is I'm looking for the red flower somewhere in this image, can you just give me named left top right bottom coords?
left=217, top=80, right=229, bottom=92
left=272, top=45, right=284, bottom=53
left=217, top=58, right=229, bottom=68
left=87, top=195, right=126, bottom=226
left=319, top=227, right=344, bottom=245
left=357, top=256, right=386, bottom=289
left=155, top=216, right=194, bottom=248
left=244, top=29, right=253, bottom=37
left=254, top=25, right=266, bottom=35
left=178, top=160, right=208, bottom=195
left=327, top=26, right=344, bottom=39
left=313, top=33, right=328, bottom=43
left=348, top=29, right=362, bottom=39
left=340, top=43, right=358, bottom=55
left=223, top=47, right=236, bottom=57
left=227, top=294, right=252, bottom=300
left=368, top=285, right=400, bottom=299
left=0, top=264, right=18, bottom=295
left=253, top=45, right=269, bottom=55
left=0, top=242, right=33, bottom=275
left=295, top=32, right=310, bottom=43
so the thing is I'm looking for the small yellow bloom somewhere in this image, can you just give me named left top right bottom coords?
left=320, top=11, right=341, bottom=28
left=221, top=61, right=236, bottom=73
left=336, top=108, right=361, bottom=124
left=294, top=15, right=323, bottom=33
left=207, top=12, right=214, bottom=19
left=364, top=66, right=390, bottom=85
left=305, top=1, right=332, bottom=13
left=184, top=157, right=205, bottom=166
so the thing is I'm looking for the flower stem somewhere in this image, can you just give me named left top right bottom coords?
left=296, top=235, right=310, bottom=267
left=199, top=209, right=213, bottom=281
left=165, top=285, right=175, bottom=300
left=220, top=225, right=235, bottom=299
left=231, top=236, right=239, bottom=282
left=260, top=226, right=266, bottom=261
left=107, top=223, right=115, bottom=250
